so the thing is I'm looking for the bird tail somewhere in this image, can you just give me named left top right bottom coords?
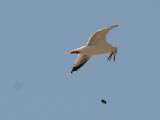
left=64, top=49, right=80, bottom=54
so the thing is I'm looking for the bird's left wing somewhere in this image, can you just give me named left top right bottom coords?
left=87, top=25, right=119, bottom=46
left=71, top=54, right=90, bottom=73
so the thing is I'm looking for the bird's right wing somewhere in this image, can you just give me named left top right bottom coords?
left=87, top=25, right=119, bottom=46
left=71, top=54, right=90, bottom=73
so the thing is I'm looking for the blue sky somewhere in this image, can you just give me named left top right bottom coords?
left=0, top=0, right=160, bottom=120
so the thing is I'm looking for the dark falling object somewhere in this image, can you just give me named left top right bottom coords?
left=101, top=99, right=107, bottom=104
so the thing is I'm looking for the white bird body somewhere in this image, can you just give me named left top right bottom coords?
left=65, top=25, right=119, bottom=73
left=76, top=44, right=113, bottom=56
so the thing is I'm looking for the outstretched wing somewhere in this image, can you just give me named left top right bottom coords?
left=71, top=54, right=90, bottom=73
left=87, top=25, right=119, bottom=46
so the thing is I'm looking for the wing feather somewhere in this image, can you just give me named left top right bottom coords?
left=87, top=25, right=118, bottom=46
left=71, top=55, right=90, bottom=73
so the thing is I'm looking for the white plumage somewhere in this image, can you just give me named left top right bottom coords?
left=65, top=25, right=119, bottom=73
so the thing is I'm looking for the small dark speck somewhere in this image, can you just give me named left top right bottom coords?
left=101, top=99, right=107, bottom=104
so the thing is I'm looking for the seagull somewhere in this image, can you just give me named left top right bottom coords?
left=65, top=25, right=119, bottom=74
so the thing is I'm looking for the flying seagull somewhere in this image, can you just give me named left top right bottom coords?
left=65, top=25, right=119, bottom=74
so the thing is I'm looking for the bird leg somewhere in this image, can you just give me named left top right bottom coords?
left=108, top=52, right=116, bottom=61
left=108, top=52, right=113, bottom=61
left=113, top=54, right=116, bottom=61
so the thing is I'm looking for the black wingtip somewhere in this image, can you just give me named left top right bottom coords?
left=70, top=70, right=73, bottom=74
left=70, top=67, right=77, bottom=74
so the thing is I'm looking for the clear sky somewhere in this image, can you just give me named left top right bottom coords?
left=0, top=0, right=160, bottom=120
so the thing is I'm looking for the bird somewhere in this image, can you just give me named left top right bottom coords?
left=65, top=25, right=119, bottom=74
